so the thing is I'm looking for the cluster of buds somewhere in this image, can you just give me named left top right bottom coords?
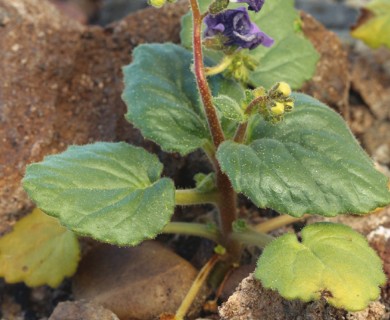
left=148, top=0, right=176, bottom=8
left=248, top=82, right=294, bottom=123
left=224, top=52, right=258, bottom=83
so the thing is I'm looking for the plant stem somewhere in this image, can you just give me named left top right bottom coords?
left=189, top=0, right=225, bottom=149
left=204, top=55, right=234, bottom=76
left=162, top=222, right=220, bottom=243
left=234, top=95, right=267, bottom=143
left=189, top=0, right=240, bottom=261
left=254, top=214, right=309, bottom=233
left=175, top=189, right=219, bottom=205
left=174, top=254, right=220, bottom=320
left=231, top=228, right=274, bottom=249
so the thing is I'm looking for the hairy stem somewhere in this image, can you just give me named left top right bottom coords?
left=162, top=222, right=220, bottom=243
left=175, top=189, right=219, bottom=205
left=190, top=0, right=240, bottom=261
left=189, top=0, right=225, bottom=149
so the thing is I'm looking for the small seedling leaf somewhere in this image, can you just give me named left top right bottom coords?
left=351, top=0, right=390, bottom=49
left=23, top=142, right=175, bottom=246
left=255, top=222, right=386, bottom=311
left=217, top=93, right=390, bottom=217
left=213, top=95, right=246, bottom=122
left=180, top=0, right=319, bottom=89
left=0, top=208, right=80, bottom=288
left=122, top=43, right=243, bottom=155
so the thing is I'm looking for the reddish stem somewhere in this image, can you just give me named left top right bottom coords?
left=189, top=0, right=225, bottom=149
left=189, top=0, right=240, bottom=259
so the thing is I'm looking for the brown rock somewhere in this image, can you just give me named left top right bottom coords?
left=0, top=0, right=188, bottom=234
left=301, top=12, right=350, bottom=118
left=49, top=300, right=120, bottom=320
left=73, top=241, right=206, bottom=320
left=362, top=120, right=390, bottom=165
left=350, top=46, right=390, bottom=121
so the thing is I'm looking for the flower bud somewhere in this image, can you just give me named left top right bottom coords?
left=270, top=102, right=285, bottom=115
left=209, top=0, right=229, bottom=14
left=277, top=82, right=292, bottom=97
left=284, top=100, right=294, bottom=112
left=148, top=0, right=166, bottom=8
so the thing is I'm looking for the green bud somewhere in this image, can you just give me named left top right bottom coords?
left=277, top=82, right=292, bottom=97
left=284, top=100, right=294, bottom=112
left=148, top=0, right=166, bottom=8
left=253, top=87, right=266, bottom=98
left=209, top=0, right=229, bottom=14
left=214, top=245, right=227, bottom=255
left=270, top=101, right=285, bottom=115
left=233, top=219, right=248, bottom=233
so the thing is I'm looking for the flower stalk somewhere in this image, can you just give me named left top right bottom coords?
left=189, top=0, right=240, bottom=261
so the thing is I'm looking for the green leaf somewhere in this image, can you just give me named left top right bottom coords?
left=217, top=93, right=390, bottom=217
left=0, top=208, right=80, bottom=288
left=214, top=95, right=246, bottom=122
left=245, top=0, right=319, bottom=88
left=351, top=0, right=390, bottom=49
left=122, top=43, right=244, bottom=155
left=23, top=142, right=175, bottom=246
left=180, top=0, right=319, bottom=89
left=255, top=222, right=386, bottom=311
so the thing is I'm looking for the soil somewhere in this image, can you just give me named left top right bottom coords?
left=0, top=0, right=390, bottom=319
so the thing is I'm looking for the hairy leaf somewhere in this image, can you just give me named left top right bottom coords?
left=122, top=43, right=243, bottom=155
left=23, top=142, right=175, bottom=246
left=0, top=208, right=79, bottom=287
left=217, top=93, right=390, bottom=217
left=180, top=0, right=319, bottom=89
left=255, top=222, right=386, bottom=311
left=351, top=0, right=390, bottom=49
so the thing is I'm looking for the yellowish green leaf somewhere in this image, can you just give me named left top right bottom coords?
left=0, top=208, right=80, bottom=288
left=255, top=223, right=386, bottom=311
left=351, top=0, right=390, bottom=48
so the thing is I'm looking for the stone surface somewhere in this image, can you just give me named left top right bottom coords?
left=301, top=12, right=350, bottom=117
left=350, top=46, right=390, bottom=121
left=73, top=241, right=206, bottom=320
left=49, top=300, right=119, bottom=320
left=219, top=274, right=386, bottom=320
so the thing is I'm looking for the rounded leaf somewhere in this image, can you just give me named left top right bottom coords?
left=0, top=208, right=80, bottom=288
left=23, top=142, right=175, bottom=246
left=255, top=222, right=386, bottom=311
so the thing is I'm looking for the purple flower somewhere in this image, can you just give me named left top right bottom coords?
left=232, top=0, right=264, bottom=12
left=204, top=7, right=273, bottom=50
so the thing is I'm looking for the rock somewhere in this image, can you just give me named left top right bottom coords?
left=350, top=46, right=390, bottom=121
left=73, top=241, right=206, bottom=320
left=219, top=274, right=385, bottom=320
left=49, top=300, right=119, bottom=320
left=301, top=12, right=350, bottom=117
left=0, top=0, right=188, bottom=234
left=362, top=121, right=390, bottom=165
